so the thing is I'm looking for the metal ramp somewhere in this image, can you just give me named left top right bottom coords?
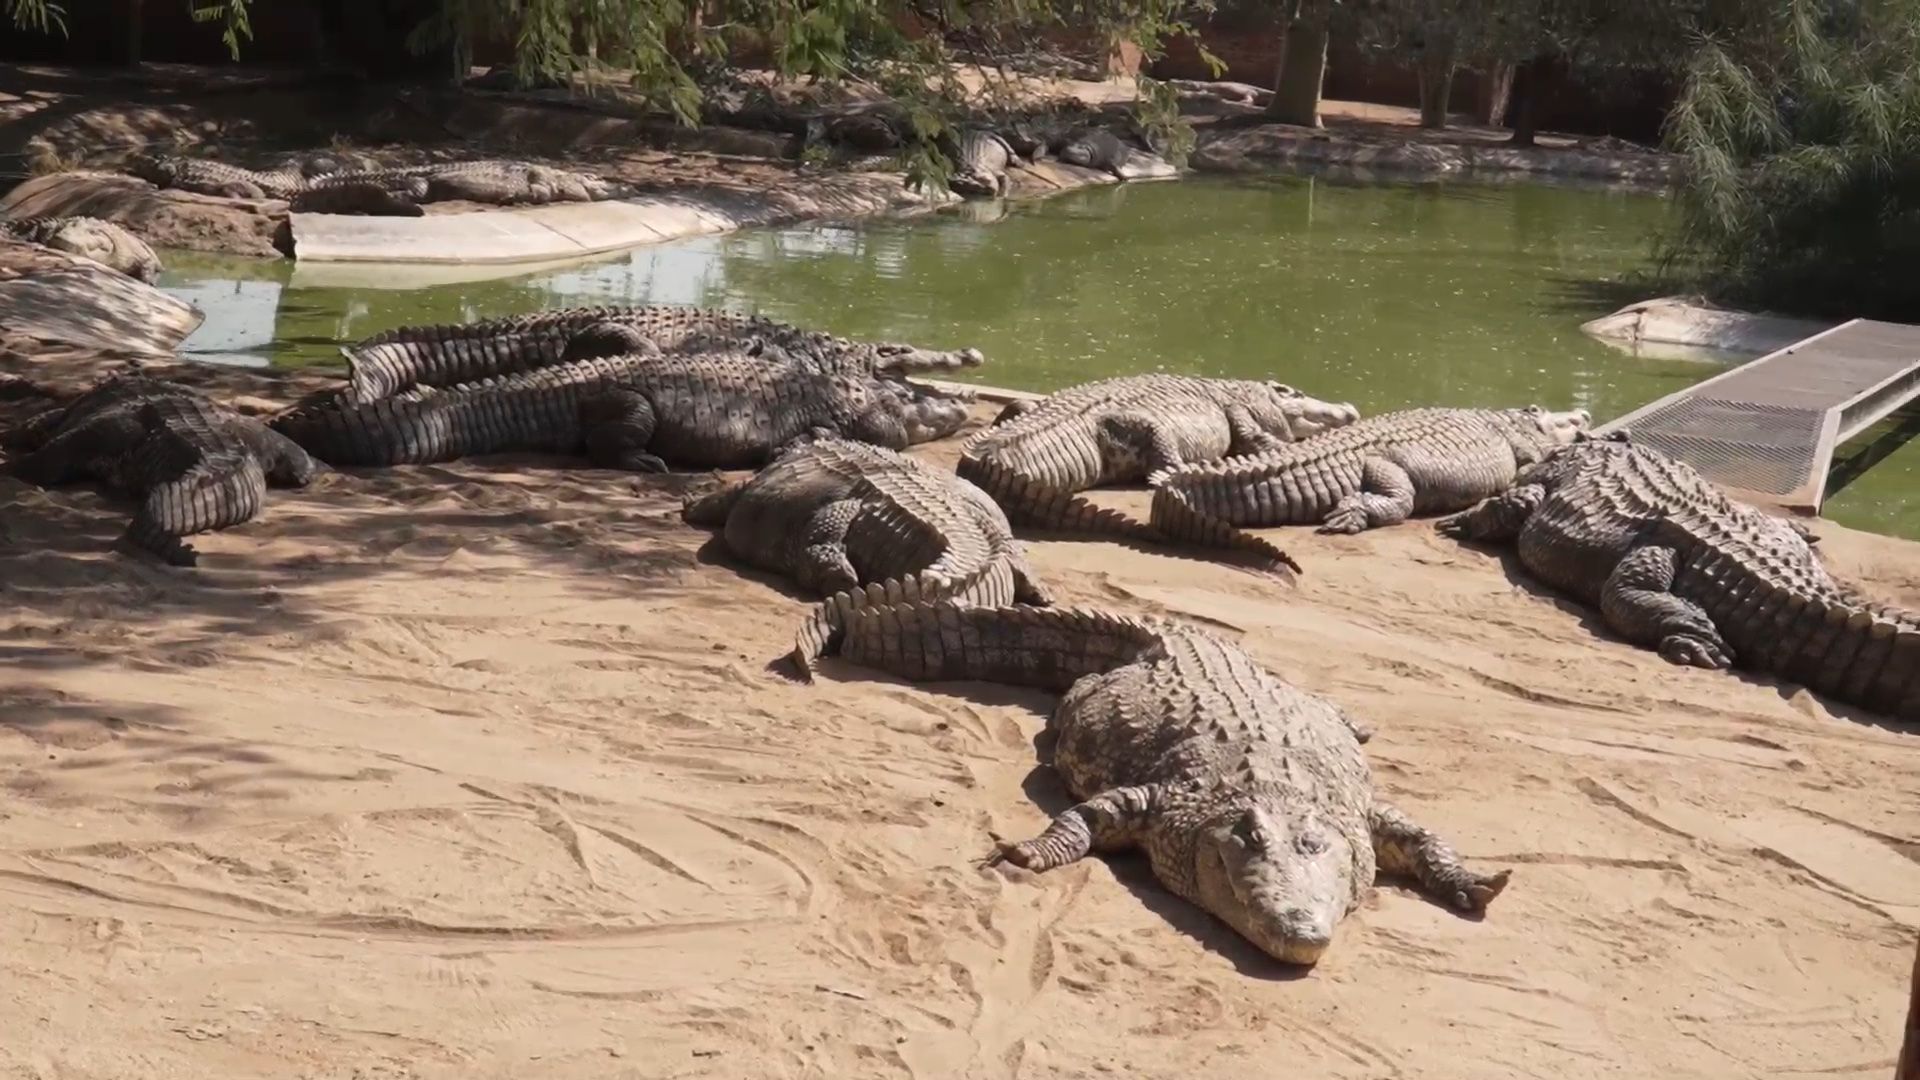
left=1596, top=318, right=1920, bottom=515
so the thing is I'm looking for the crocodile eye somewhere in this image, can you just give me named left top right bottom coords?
left=1295, top=830, right=1329, bottom=855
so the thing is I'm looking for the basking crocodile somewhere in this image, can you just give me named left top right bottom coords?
left=945, top=129, right=1017, bottom=198
left=956, top=374, right=1360, bottom=565
left=683, top=436, right=1050, bottom=675
left=1055, top=128, right=1135, bottom=176
left=827, top=600, right=1511, bottom=965
left=287, top=173, right=430, bottom=216
left=1148, top=406, right=1590, bottom=561
left=343, top=304, right=985, bottom=402
left=128, top=154, right=308, bottom=200
left=1437, top=433, right=1920, bottom=722
left=339, top=160, right=629, bottom=206
left=5, top=375, right=318, bottom=565
left=0, top=216, right=162, bottom=282
left=271, top=352, right=969, bottom=472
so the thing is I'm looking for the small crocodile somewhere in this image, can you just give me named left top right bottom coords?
left=271, top=352, right=969, bottom=472
left=0, top=216, right=163, bottom=282
left=1055, top=127, right=1135, bottom=175
left=957, top=374, right=1360, bottom=565
left=1438, top=433, right=1920, bottom=722
left=683, top=436, right=1050, bottom=675
left=344, top=305, right=986, bottom=402
left=5, top=375, right=318, bottom=565
left=1148, top=406, right=1590, bottom=561
left=945, top=129, right=1017, bottom=198
left=827, top=600, right=1510, bottom=965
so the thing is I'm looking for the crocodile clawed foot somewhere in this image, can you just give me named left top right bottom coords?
left=1455, top=868, right=1512, bottom=912
left=981, top=839, right=1033, bottom=872
left=1658, top=634, right=1730, bottom=669
left=618, top=453, right=670, bottom=474
left=1317, top=508, right=1367, bottom=535
left=1434, top=512, right=1471, bottom=539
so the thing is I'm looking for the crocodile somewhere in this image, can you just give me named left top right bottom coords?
left=0, top=216, right=162, bottom=282
left=945, top=129, right=1017, bottom=198
left=826, top=599, right=1510, bottom=965
left=682, top=436, right=1051, bottom=675
left=1148, top=406, right=1591, bottom=561
left=271, top=352, right=969, bottom=472
left=342, top=304, right=985, bottom=402
left=1436, top=433, right=1920, bottom=722
left=1055, top=128, right=1135, bottom=175
left=361, top=160, right=629, bottom=206
left=956, top=374, right=1361, bottom=566
left=4, top=375, right=318, bottom=565
left=287, top=173, right=430, bottom=216
left=127, top=154, right=307, bottom=201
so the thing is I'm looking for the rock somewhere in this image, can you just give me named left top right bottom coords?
left=0, top=172, right=289, bottom=259
left=0, top=238, right=203, bottom=357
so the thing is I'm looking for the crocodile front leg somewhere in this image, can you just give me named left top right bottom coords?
left=794, top=498, right=862, bottom=595
left=1436, top=484, right=1547, bottom=543
left=1600, top=545, right=1732, bottom=668
left=1321, top=456, right=1415, bottom=534
left=989, top=784, right=1162, bottom=871
left=1369, top=802, right=1510, bottom=913
left=580, top=388, right=665, bottom=472
left=1225, top=404, right=1288, bottom=454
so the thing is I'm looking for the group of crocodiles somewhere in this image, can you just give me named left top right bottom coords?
left=5, top=302, right=1914, bottom=970
left=124, top=154, right=634, bottom=217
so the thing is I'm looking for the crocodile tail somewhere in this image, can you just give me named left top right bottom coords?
left=1147, top=470, right=1301, bottom=576
left=836, top=599, right=1165, bottom=692
left=957, top=453, right=1162, bottom=544
left=874, top=347, right=987, bottom=376
left=788, top=557, right=1022, bottom=682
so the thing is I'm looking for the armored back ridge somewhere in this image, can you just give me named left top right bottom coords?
left=1148, top=406, right=1591, bottom=560
left=828, top=601, right=1510, bottom=965
left=343, top=305, right=984, bottom=402
left=1438, top=436, right=1920, bottom=721
left=681, top=437, right=1051, bottom=675
left=1, top=217, right=163, bottom=282
left=956, top=374, right=1360, bottom=570
left=6, top=375, right=318, bottom=565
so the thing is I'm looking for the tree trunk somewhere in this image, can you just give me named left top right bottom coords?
left=1266, top=0, right=1330, bottom=127
left=1508, top=55, right=1544, bottom=147
left=1415, top=42, right=1456, bottom=129
left=1899, top=937, right=1920, bottom=1080
left=1479, top=61, right=1515, bottom=126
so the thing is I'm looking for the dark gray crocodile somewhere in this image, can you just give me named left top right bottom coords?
left=343, top=305, right=985, bottom=402
left=128, top=154, right=308, bottom=200
left=1055, top=127, right=1135, bottom=175
left=4, top=375, right=318, bottom=565
left=0, top=216, right=163, bottom=282
left=683, top=436, right=1050, bottom=675
left=827, top=600, right=1510, bottom=965
left=1148, top=406, right=1591, bottom=562
left=271, top=352, right=969, bottom=472
left=287, top=173, right=430, bottom=216
left=945, top=129, right=1017, bottom=198
left=956, top=374, right=1360, bottom=566
left=1437, top=433, right=1920, bottom=722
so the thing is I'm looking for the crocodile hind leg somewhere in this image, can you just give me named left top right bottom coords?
left=1098, top=413, right=1185, bottom=480
left=258, top=428, right=320, bottom=487
left=563, top=321, right=658, bottom=363
left=579, top=388, right=665, bottom=472
left=1369, top=803, right=1511, bottom=913
left=989, top=784, right=1161, bottom=871
left=1436, top=484, right=1547, bottom=543
left=681, top=476, right=749, bottom=526
left=1225, top=404, right=1288, bottom=455
left=1599, top=545, right=1731, bottom=668
left=1321, top=456, right=1416, bottom=534
left=794, top=499, right=862, bottom=595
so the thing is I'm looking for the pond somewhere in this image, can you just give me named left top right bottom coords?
left=157, top=173, right=1917, bottom=540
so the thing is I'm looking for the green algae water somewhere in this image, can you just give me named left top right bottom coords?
left=156, top=174, right=1917, bottom=539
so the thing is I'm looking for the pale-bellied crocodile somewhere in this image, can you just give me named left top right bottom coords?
left=270, top=352, right=969, bottom=472
left=945, top=129, right=1017, bottom=198
left=956, top=374, right=1360, bottom=567
left=0, top=216, right=163, bottom=282
left=1148, top=406, right=1591, bottom=561
left=4, top=375, right=318, bottom=565
left=343, top=305, right=986, bottom=402
left=1437, top=433, right=1920, bottom=722
left=128, top=154, right=308, bottom=200
left=826, top=600, right=1510, bottom=965
left=683, top=436, right=1051, bottom=675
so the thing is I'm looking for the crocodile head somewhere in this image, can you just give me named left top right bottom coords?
left=1265, top=383, right=1362, bottom=439
left=1502, top=406, right=1592, bottom=462
left=1194, top=802, right=1355, bottom=966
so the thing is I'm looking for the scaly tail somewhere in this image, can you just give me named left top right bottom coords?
left=837, top=600, right=1165, bottom=691
left=957, top=453, right=1163, bottom=545
left=789, top=555, right=1021, bottom=681
left=1148, top=470, right=1301, bottom=575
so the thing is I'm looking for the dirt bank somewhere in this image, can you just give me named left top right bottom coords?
left=0, top=348, right=1914, bottom=1079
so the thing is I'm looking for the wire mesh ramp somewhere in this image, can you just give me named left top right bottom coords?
left=1596, top=318, right=1920, bottom=515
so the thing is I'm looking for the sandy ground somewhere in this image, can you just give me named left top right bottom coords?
left=1, top=354, right=1917, bottom=1080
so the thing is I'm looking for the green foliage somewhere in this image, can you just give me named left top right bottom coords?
left=189, top=0, right=255, bottom=60
left=1661, top=0, right=1920, bottom=319
left=7, top=0, right=66, bottom=35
